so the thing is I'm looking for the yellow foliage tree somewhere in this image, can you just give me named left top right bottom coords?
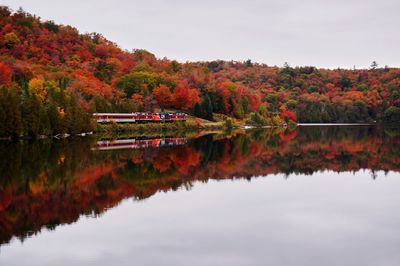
left=28, top=78, right=48, bottom=102
left=4, top=32, right=20, bottom=48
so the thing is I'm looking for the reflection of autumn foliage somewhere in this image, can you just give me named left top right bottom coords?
left=281, top=110, right=297, bottom=122
left=0, top=127, right=399, bottom=245
left=279, top=130, right=297, bottom=142
left=170, top=146, right=201, bottom=175
left=73, top=162, right=118, bottom=189
left=152, top=153, right=172, bottom=173
left=0, top=189, right=12, bottom=212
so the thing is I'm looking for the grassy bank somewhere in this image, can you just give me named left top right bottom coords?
left=94, top=112, right=294, bottom=137
left=95, top=116, right=229, bottom=135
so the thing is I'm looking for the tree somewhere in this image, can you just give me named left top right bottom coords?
left=93, top=60, right=116, bottom=84
left=200, top=94, right=213, bottom=120
left=44, top=20, right=59, bottom=33
left=152, top=85, right=172, bottom=111
left=250, top=112, right=264, bottom=125
left=143, top=95, right=156, bottom=112
left=0, top=87, right=22, bottom=137
left=47, top=98, right=65, bottom=134
left=286, top=99, right=298, bottom=110
left=131, top=94, right=144, bottom=112
left=383, top=106, right=400, bottom=124
left=89, top=95, right=112, bottom=113
left=116, top=71, right=161, bottom=98
left=0, top=63, right=12, bottom=85
left=281, top=110, right=297, bottom=123
left=64, top=95, right=93, bottom=134
left=338, top=75, right=352, bottom=90
left=245, top=59, right=253, bottom=67
left=0, top=6, right=11, bottom=17
left=234, top=103, right=244, bottom=119
left=209, top=92, right=226, bottom=113
left=22, top=92, right=42, bottom=137
left=264, top=93, right=279, bottom=112
left=193, top=102, right=202, bottom=118
left=172, top=81, right=200, bottom=110
left=242, top=97, right=249, bottom=113
left=4, top=32, right=20, bottom=48
left=170, top=60, right=180, bottom=73
left=94, top=45, right=109, bottom=58
left=370, top=61, right=378, bottom=70
left=39, top=102, right=51, bottom=135
left=28, top=78, right=47, bottom=102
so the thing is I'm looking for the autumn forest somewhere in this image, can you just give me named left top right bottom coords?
left=0, top=6, right=399, bottom=138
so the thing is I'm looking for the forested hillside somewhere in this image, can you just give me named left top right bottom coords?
left=0, top=6, right=399, bottom=137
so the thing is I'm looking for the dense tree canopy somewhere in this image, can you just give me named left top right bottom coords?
left=0, top=6, right=399, bottom=137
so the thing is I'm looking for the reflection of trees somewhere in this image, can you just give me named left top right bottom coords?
left=0, top=126, right=399, bottom=245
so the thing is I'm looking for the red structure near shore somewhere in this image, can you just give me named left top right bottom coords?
left=93, top=112, right=186, bottom=123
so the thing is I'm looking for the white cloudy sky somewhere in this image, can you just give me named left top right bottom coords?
left=1, top=0, right=399, bottom=68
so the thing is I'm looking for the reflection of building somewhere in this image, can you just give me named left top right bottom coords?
left=94, top=138, right=187, bottom=150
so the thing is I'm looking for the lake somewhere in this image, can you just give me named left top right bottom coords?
left=0, top=126, right=399, bottom=266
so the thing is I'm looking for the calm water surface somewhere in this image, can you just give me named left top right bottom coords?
left=0, top=126, right=399, bottom=266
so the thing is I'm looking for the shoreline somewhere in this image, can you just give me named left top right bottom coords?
left=1, top=121, right=398, bottom=141
left=297, top=123, right=376, bottom=126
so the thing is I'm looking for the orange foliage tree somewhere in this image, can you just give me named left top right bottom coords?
left=172, top=81, right=200, bottom=110
left=152, top=84, right=172, bottom=111
left=0, top=62, right=12, bottom=85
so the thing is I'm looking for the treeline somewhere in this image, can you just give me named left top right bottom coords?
left=0, top=5, right=399, bottom=135
left=296, top=95, right=373, bottom=123
left=0, top=80, right=93, bottom=138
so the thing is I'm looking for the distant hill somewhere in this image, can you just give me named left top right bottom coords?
left=0, top=6, right=399, bottom=137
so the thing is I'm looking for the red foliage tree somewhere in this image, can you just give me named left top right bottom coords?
left=94, top=44, right=109, bottom=58
left=0, top=62, right=12, bottom=85
left=152, top=84, right=172, bottom=111
left=172, top=81, right=200, bottom=110
left=281, top=110, right=297, bottom=122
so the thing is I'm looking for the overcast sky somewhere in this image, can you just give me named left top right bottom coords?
left=1, top=0, right=399, bottom=69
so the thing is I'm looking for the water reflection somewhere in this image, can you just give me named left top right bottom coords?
left=0, top=126, right=399, bottom=247
left=95, top=137, right=187, bottom=150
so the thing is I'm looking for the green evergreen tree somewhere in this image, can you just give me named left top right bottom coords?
left=22, top=92, right=41, bottom=137
left=65, top=94, right=93, bottom=134
left=234, top=103, right=244, bottom=119
left=201, top=94, right=213, bottom=120
left=193, top=102, right=202, bottom=118
left=47, top=99, right=64, bottom=135
left=0, top=87, right=22, bottom=138
left=242, top=96, right=249, bottom=114
left=0, top=88, right=7, bottom=136
left=39, top=103, right=50, bottom=135
left=9, top=87, right=22, bottom=137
